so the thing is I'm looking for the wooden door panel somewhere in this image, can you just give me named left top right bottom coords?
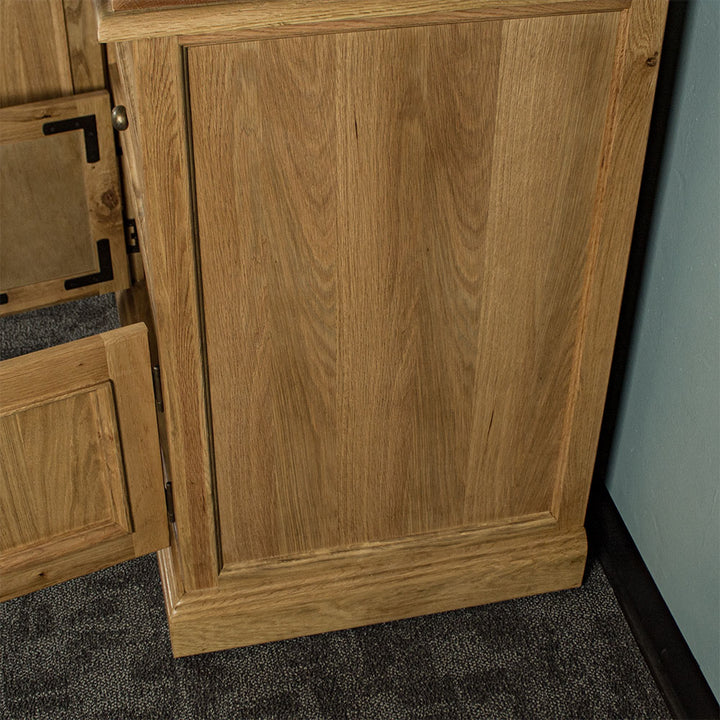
left=0, top=324, right=168, bottom=601
left=61, top=0, right=107, bottom=94
left=0, top=383, right=130, bottom=553
left=188, top=12, right=620, bottom=566
left=0, top=0, right=105, bottom=109
left=0, top=91, right=129, bottom=315
left=0, top=0, right=73, bottom=109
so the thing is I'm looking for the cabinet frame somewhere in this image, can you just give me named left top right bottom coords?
left=103, top=0, right=667, bottom=656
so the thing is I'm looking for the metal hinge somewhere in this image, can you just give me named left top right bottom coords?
left=164, top=482, right=175, bottom=524
left=151, top=365, right=164, bottom=413
left=124, top=217, right=140, bottom=254
left=159, top=447, right=174, bottom=526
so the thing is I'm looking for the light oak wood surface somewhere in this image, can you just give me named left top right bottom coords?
left=0, top=325, right=168, bottom=601
left=0, top=0, right=105, bottom=109
left=463, top=11, right=618, bottom=523
left=106, top=44, right=147, bottom=291
left=189, top=11, right=619, bottom=566
left=95, top=0, right=630, bottom=42
left=110, top=0, right=202, bottom=9
left=160, top=519, right=587, bottom=656
left=553, top=0, right=669, bottom=526
left=104, top=0, right=668, bottom=656
left=0, top=0, right=73, bottom=108
left=0, top=91, right=129, bottom=315
left=113, top=37, right=219, bottom=590
left=0, top=384, right=130, bottom=553
left=62, top=0, right=107, bottom=93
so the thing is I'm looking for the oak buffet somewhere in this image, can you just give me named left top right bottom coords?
left=0, top=0, right=667, bottom=658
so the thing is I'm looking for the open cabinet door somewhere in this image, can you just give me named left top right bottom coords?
left=0, top=91, right=130, bottom=315
left=0, top=323, right=168, bottom=601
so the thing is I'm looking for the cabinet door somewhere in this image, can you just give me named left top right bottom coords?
left=0, top=91, right=129, bottom=315
left=0, top=323, right=168, bottom=601
left=187, top=13, right=620, bottom=565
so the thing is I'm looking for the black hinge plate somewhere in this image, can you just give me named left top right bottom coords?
left=64, top=238, right=114, bottom=290
left=42, top=114, right=100, bottom=163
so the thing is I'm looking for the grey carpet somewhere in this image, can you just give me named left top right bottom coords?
left=0, top=297, right=672, bottom=719
left=0, top=294, right=120, bottom=361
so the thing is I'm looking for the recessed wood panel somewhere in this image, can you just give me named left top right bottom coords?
left=337, top=23, right=503, bottom=542
left=189, top=12, right=620, bottom=566
left=0, top=384, right=130, bottom=554
left=192, top=32, right=343, bottom=561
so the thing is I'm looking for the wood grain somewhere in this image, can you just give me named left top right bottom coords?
left=110, top=0, right=203, bottom=10
left=552, top=0, right=669, bottom=526
left=95, top=0, right=630, bottom=43
left=63, top=0, right=107, bottom=93
left=190, top=33, right=343, bottom=562
left=160, top=520, right=586, bottom=656
left=0, top=384, right=129, bottom=554
left=0, top=91, right=129, bottom=315
left=107, top=0, right=668, bottom=654
left=102, top=325, right=169, bottom=556
left=115, top=37, right=219, bottom=589
left=0, top=0, right=73, bottom=108
left=106, top=43, right=150, bottom=293
left=462, top=11, right=619, bottom=522
left=0, top=525, right=137, bottom=600
left=337, top=23, right=502, bottom=542
left=0, top=334, right=111, bottom=412
left=189, top=13, right=619, bottom=566
left=0, top=324, right=168, bottom=601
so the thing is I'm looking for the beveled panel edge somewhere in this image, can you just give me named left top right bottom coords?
left=101, top=323, right=170, bottom=556
left=217, top=512, right=557, bottom=578
left=551, top=0, right=669, bottom=527
left=96, top=0, right=630, bottom=43
left=0, top=334, right=111, bottom=412
left=161, top=520, right=586, bottom=656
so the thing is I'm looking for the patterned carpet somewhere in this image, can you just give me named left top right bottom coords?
left=1, top=297, right=671, bottom=719
left=1, top=553, right=670, bottom=720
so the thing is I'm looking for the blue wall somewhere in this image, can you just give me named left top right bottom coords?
left=606, top=0, right=719, bottom=700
